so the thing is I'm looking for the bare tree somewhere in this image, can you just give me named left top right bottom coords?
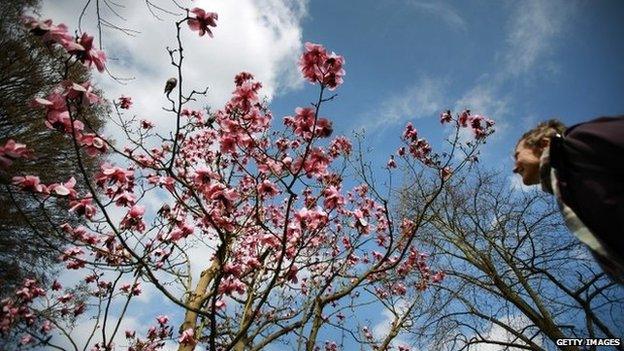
left=399, top=168, right=624, bottom=351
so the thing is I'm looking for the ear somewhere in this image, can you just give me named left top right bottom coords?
left=538, top=137, right=550, bottom=149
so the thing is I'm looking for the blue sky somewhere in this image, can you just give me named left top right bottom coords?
left=273, top=0, right=624, bottom=179
left=40, top=0, right=624, bottom=180
left=35, top=0, right=624, bottom=349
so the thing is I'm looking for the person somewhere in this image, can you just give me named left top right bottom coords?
left=513, top=116, right=624, bottom=282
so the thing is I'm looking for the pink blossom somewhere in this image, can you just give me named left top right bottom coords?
left=0, top=139, right=30, bottom=168
left=284, top=107, right=316, bottom=140
left=431, top=271, right=446, bottom=283
left=22, top=16, right=75, bottom=49
left=113, top=192, right=136, bottom=207
left=57, top=293, right=74, bottom=303
left=120, top=283, right=132, bottom=293
left=296, top=147, right=331, bottom=178
left=286, top=266, right=299, bottom=283
left=192, top=166, right=219, bottom=186
left=387, top=155, right=397, bottom=169
left=60, top=247, right=85, bottom=270
left=179, top=328, right=196, bottom=346
left=12, top=175, right=46, bottom=193
left=20, top=334, right=33, bottom=345
left=234, top=72, right=254, bottom=86
left=40, top=320, right=54, bottom=334
left=215, top=299, right=226, bottom=309
left=96, top=164, right=134, bottom=187
left=188, top=8, right=218, bottom=37
left=403, top=122, right=418, bottom=141
left=440, top=109, right=452, bottom=124
left=323, top=186, right=344, bottom=210
left=295, top=207, right=328, bottom=231
left=353, top=209, right=369, bottom=234
left=392, top=282, right=407, bottom=295
left=69, top=33, right=107, bottom=72
left=131, top=282, right=142, bottom=296
left=257, top=180, right=280, bottom=198
left=120, top=205, right=146, bottom=232
left=218, top=278, right=246, bottom=295
left=51, top=280, right=62, bottom=291
left=440, top=167, right=452, bottom=180
left=69, top=197, right=97, bottom=219
left=79, top=133, right=107, bottom=156
left=118, top=95, right=132, bottom=109
left=204, top=182, right=238, bottom=208
left=459, top=109, right=470, bottom=127
left=231, top=80, right=261, bottom=112
left=299, top=42, right=345, bottom=90
left=125, top=330, right=136, bottom=338
left=328, top=136, right=352, bottom=157
left=162, top=222, right=194, bottom=242
left=469, top=114, right=495, bottom=139
left=49, top=176, right=77, bottom=197
left=315, top=118, right=333, bottom=138
left=32, top=92, right=84, bottom=133
left=156, top=315, right=169, bottom=326
left=74, top=303, right=85, bottom=316
left=65, top=81, right=100, bottom=106
left=141, top=119, right=155, bottom=129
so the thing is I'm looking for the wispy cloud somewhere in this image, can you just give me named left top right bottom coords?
left=368, top=0, right=576, bottom=133
left=361, top=77, right=446, bottom=131
left=407, top=1, right=467, bottom=31
left=502, top=0, right=574, bottom=78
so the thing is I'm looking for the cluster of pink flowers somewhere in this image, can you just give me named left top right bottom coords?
left=118, top=95, right=133, bottom=109
left=213, top=73, right=272, bottom=156
left=4, top=9, right=499, bottom=349
left=284, top=107, right=333, bottom=141
left=400, top=122, right=433, bottom=165
left=1, top=278, right=85, bottom=343
left=1, top=279, right=45, bottom=338
left=70, top=33, right=107, bottom=72
left=299, top=42, right=346, bottom=90
left=188, top=7, right=218, bottom=37
left=31, top=83, right=107, bottom=156
left=181, top=108, right=205, bottom=123
left=0, top=139, right=30, bottom=168
left=12, top=175, right=77, bottom=198
left=441, top=109, right=495, bottom=140
left=23, top=16, right=106, bottom=72
left=122, top=316, right=172, bottom=351
left=120, top=205, right=146, bottom=232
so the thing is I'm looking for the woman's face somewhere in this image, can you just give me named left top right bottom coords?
left=513, top=140, right=544, bottom=185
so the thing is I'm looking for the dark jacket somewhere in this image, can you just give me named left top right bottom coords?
left=549, top=116, right=624, bottom=279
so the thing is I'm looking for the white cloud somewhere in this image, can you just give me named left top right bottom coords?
left=361, top=77, right=446, bottom=130
left=468, top=315, right=542, bottom=351
left=502, top=0, right=574, bottom=78
left=49, top=313, right=140, bottom=350
left=39, top=0, right=308, bottom=140
left=407, top=1, right=467, bottom=31
left=371, top=300, right=411, bottom=348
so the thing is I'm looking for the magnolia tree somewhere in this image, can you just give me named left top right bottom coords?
left=0, top=4, right=495, bottom=351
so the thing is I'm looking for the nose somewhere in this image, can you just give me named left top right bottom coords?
left=513, top=162, right=521, bottom=174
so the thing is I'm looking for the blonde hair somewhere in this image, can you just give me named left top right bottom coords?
left=518, top=119, right=566, bottom=148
